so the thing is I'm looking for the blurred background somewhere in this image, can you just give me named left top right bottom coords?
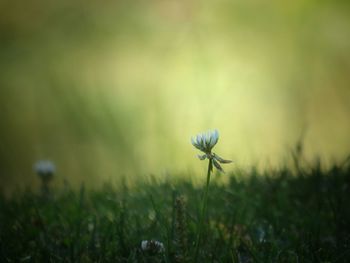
left=1, top=0, right=350, bottom=194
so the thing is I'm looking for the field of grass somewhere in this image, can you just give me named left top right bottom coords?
left=1, top=1, right=350, bottom=262
left=1, top=160, right=350, bottom=262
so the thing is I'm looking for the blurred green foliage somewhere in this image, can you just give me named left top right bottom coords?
left=1, top=162, right=350, bottom=262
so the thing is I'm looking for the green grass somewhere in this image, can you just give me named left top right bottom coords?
left=1, top=162, right=350, bottom=262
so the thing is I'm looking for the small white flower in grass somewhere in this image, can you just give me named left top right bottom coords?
left=141, top=240, right=165, bottom=253
left=34, top=160, right=56, bottom=191
left=34, top=160, right=56, bottom=174
left=191, top=129, right=232, bottom=172
left=191, top=129, right=232, bottom=261
left=34, top=160, right=56, bottom=181
left=34, top=160, right=56, bottom=197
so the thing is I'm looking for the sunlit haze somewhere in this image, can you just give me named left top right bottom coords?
left=1, top=0, right=350, bottom=193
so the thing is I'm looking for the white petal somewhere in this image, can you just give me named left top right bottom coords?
left=196, top=134, right=202, bottom=145
left=191, top=137, right=196, bottom=146
left=206, top=132, right=212, bottom=147
left=203, top=134, right=209, bottom=147
left=211, top=130, right=219, bottom=146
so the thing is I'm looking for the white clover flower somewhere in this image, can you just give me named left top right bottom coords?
left=191, top=129, right=219, bottom=154
left=191, top=129, right=232, bottom=172
left=141, top=240, right=165, bottom=253
left=34, top=160, right=56, bottom=181
left=34, top=160, right=56, bottom=174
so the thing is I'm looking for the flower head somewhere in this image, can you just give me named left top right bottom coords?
left=141, top=240, right=165, bottom=254
left=191, top=129, right=219, bottom=154
left=191, top=129, right=232, bottom=172
left=34, top=160, right=56, bottom=182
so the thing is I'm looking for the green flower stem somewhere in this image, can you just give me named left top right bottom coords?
left=194, top=158, right=213, bottom=262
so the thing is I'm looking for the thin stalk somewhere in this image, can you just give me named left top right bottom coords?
left=194, top=158, right=213, bottom=262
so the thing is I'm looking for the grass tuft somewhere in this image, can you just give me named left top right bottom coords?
left=1, top=162, right=350, bottom=262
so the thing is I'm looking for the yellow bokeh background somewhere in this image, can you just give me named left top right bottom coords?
left=1, top=0, right=350, bottom=192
